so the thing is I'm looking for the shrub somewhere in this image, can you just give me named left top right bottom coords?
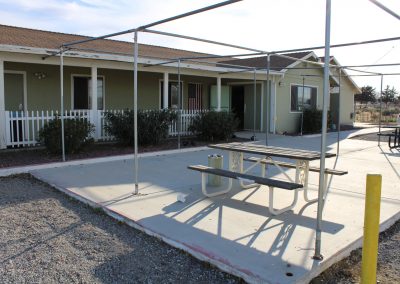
left=302, top=109, right=332, bottom=134
left=189, top=110, right=239, bottom=141
left=39, top=117, right=94, bottom=154
left=104, top=109, right=177, bottom=146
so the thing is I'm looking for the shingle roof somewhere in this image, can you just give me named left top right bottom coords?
left=219, top=52, right=313, bottom=71
left=0, top=24, right=226, bottom=62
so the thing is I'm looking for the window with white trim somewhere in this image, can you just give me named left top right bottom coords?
left=73, top=76, right=104, bottom=110
left=160, top=81, right=183, bottom=109
left=290, top=85, right=317, bottom=112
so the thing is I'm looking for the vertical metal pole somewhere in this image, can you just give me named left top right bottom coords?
left=378, top=75, right=383, bottom=146
left=314, top=0, right=331, bottom=261
left=300, top=76, right=305, bottom=136
left=177, top=59, right=181, bottom=149
left=337, top=68, right=341, bottom=156
left=265, top=54, right=270, bottom=146
left=60, top=49, right=66, bottom=162
left=253, top=69, right=257, bottom=139
left=133, top=31, right=139, bottom=195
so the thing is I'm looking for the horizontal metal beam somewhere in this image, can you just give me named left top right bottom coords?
left=143, top=29, right=266, bottom=53
left=61, top=1, right=241, bottom=48
left=62, top=29, right=137, bottom=48
left=142, top=52, right=264, bottom=68
left=342, top=62, right=400, bottom=68
left=142, top=59, right=178, bottom=68
left=137, top=0, right=243, bottom=31
left=177, top=52, right=264, bottom=60
left=271, top=36, right=400, bottom=54
left=344, top=67, right=382, bottom=75
left=340, top=73, right=400, bottom=77
left=369, top=0, right=400, bottom=21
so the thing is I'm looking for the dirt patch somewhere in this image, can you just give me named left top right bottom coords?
left=311, top=220, right=400, bottom=283
left=0, top=137, right=248, bottom=169
left=0, top=174, right=241, bottom=283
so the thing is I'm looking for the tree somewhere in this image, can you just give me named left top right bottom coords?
left=380, top=85, right=398, bottom=107
left=354, top=86, right=376, bottom=108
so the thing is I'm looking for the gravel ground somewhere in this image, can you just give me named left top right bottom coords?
left=1, top=175, right=398, bottom=284
left=0, top=175, right=241, bottom=284
left=311, top=220, right=400, bottom=283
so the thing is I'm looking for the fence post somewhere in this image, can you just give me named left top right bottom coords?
left=4, top=111, right=10, bottom=147
left=88, top=110, right=98, bottom=141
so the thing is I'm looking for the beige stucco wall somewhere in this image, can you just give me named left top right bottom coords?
left=329, top=68, right=357, bottom=126
left=274, top=63, right=324, bottom=134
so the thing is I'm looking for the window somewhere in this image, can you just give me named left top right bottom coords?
left=73, top=76, right=104, bottom=110
left=160, top=81, right=183, bottom=109
left=291, top=85, right=317, bottom=112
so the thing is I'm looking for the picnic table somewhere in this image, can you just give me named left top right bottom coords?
left=379, top=125, right=400, bottom=148
left=189, top=142, right=346, bottom=215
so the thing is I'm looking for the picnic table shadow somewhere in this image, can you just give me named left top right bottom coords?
left=123, top=182, right=344, bottom=282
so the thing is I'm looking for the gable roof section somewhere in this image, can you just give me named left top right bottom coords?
left=0, top=24, right=225, bottom=62
left=218, top=52, right=312, bottom=71
left=319, top=56, right=361, bottom=93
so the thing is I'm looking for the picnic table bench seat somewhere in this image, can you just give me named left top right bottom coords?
left=188, top=165, right=303, bottom=190
left=243, top=157, right=348, bottom=176
left=188, top=164, right=304, bottom=215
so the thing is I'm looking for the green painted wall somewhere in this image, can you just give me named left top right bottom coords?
left=210, top=85, right=230, bottom=111
left=99, top=69, right=161, bottom=110
left=4, top=62, right=219, bottom=111
left=5, top=62, right=66, bottom=110
left=243, top=84, right=261, bottom=130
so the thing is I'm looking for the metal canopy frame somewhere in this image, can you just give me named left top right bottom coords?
left=55, top=0, right=400, bottom=260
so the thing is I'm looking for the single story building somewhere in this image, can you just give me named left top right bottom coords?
left=0, top=25, right=360, bottom=148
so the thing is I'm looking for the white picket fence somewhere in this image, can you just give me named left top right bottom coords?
left=4, top=109, right=204, bottom=148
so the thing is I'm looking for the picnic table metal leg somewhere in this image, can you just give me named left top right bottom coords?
left=236, top=152, right=260, bottom=189
left=268, top=186, right=299, bottom=215
left=295, top=160, right=317, bottom=203
left=200, top=172, right=233, bottom=198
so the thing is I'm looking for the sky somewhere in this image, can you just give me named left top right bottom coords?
left=0, top=0, right=399, bottom=94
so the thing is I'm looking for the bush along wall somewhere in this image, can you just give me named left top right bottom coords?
left=104, top=109, right=177, bottom=146
left=302, top=109, right=333, bottom=134
left=39, top=117, right=94, bottom=154
left=188, top=110, right=239, bottom=141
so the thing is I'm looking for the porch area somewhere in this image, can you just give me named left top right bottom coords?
left=3, top=109, right=204, bottom=148
left=0, top=60, right=274, bottom=149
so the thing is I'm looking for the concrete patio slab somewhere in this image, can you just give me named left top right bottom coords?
left=30, top=129, right=400, bottom=283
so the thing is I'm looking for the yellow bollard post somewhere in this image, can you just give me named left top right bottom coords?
left=361, top=174, right=382, bottom=284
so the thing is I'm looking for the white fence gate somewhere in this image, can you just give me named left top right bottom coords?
left=4, top=109, right=204, bottom=148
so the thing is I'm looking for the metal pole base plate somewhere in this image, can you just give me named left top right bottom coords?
left=312, top=254, right=324, bottom=261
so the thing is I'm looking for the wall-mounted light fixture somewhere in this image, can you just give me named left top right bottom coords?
left=34, top=72, right=47, bottom=80
left=278, top=81, right=285, bottom=87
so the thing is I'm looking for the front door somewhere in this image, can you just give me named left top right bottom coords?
left=231, top=86, right=244, bottom=130
left=5, top=73, right=24, bottom=111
